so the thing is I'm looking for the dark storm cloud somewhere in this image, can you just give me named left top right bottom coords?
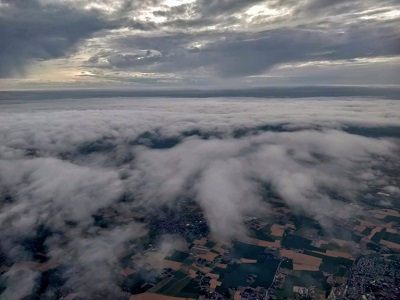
left=0, top=0, right=148, bottom=78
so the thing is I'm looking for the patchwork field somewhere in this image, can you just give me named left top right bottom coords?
left=280, top=249, right=322, bottom=270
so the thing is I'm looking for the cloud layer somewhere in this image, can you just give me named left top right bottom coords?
left=0, top=0, right=399, bottom=87
left=0, top=96, right=399, bottom=297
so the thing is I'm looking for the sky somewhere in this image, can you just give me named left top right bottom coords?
left=0, top=0, right=399, bottom=89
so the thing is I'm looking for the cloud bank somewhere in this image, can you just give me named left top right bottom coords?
left=0, top=96, right=399, bottom=298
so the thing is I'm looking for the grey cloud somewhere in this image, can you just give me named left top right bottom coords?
left=95, top=19, right=400, bottom=77
left=52, top=225, right=145, bottom=298
left=141, top=234, right=187, bottom=269
left=0, top=158, right=124, bottom=232
left=0, top=153, right=137, bottom=296
left=299, top=0, right=355, bottom=15
left=195, top=159, right=264, bottom=239
left=195, top=24, right=397, bottom=77
left=0, top=0, right=147, bottom=77
left=1, top=0, right=399, bottom=83
left=0, top=266, right=40, bottom=300
left=193, top=0, right=265, bottom=18
left=0, top=156, right=145, bottom=296
left=89, top=50, right=163, bottom=69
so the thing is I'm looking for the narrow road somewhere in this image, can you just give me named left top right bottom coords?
left=266, top=259, right=283, bottom=297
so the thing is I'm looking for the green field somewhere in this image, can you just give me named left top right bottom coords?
left=281, top=259, right=293, bottom=270
left=382, top=231, right=400, bottom=244
left=214, top=256, right=280, bottom=292
left=231, top=241, right=266, bottom=259
left=273, top=280, right=295, bottom=298
left=177, top=280, right=202, bottom=298
left=205, top=241, right=216, bottom=248
left=166, top=250, right=190, bottom=262
left=163, top=277, right=192, bottom=296
left=383, top=215, right=400, bottom=223
left=362, top=227, right=373, bottom=236
left=156, top=271, right=192, bottom=296
left=282, top=234, right=325, bottom=252
left=302, top=249, right=353, bottom=274
left=290, top=270, right=330, bottom=290
left=249, top=228, right=276, bottom=242
left=371, top=228, right=387, bottom=243
left=323, top=242, right=342, bottom=251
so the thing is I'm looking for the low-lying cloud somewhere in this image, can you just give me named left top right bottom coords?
left=0, top=97, right=399, bottom=298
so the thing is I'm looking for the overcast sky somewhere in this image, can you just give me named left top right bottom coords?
left=0, top=0, right=399, bottom=89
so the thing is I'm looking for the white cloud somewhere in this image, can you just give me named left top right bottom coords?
left=0, top=158, right=124, bottom=233
left=0, top=97, right=399, bottom=295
